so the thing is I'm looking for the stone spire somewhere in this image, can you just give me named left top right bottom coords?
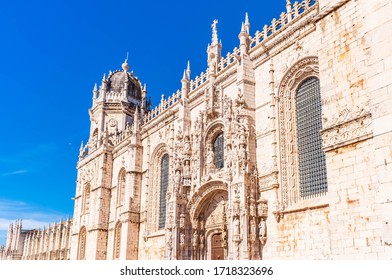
left=211, top=19, right=219, bottom=45
left=244, top=12, right=250, bottom=33
left=186, top=60, right=191, bottom=80
left=207, top=19, right=222, bottom=75
left=239, top=13, right=251, bottom=54
left=181, top=61, right=191, bottom=99
left=92, top=83, right=98, bottom=99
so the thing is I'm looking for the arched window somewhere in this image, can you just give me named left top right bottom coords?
left=114, top=222, right=122, bottom=259
left=82, top=184, right=91, bottom=214
left=295, top=77, right=327, bottom=197
left=117, top=169, right=126, bottom=206
left=78, top=226, right=86, bottom=260
left=213, top=133, right=224, bottom=169
left=158, top=154, right=169, bottom=229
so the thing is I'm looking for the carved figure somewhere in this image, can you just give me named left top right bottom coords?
left=233, top=217, right=240, bottom=235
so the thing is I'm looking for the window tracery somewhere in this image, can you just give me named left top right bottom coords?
left=82, top=184, right=91, bottom=214
left=278, top=57, right=327, bottom=206
left=78, top=226, right=86, bottom=260
left=114, top=222, right=122, bottom=259
left=117, top=169, right=126, bottom=206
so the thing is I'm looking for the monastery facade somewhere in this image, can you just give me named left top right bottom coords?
left=1, top=0, right=392, bottom=260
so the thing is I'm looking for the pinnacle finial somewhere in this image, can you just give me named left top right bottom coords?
left=186, top=60, right=191, bottom=78
left=244, top=12, right=250, bottom=33
left=241, top=22, right=245, bottom=33
left=134, top=106, right=140, bottom=119
left=211, top=19, right=219, bottom=44
left=182, top=70, right=187, bottom=81
left=122, top=55, right=130, bottom=72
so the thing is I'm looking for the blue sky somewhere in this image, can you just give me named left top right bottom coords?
left=0, top=0, right=287, bottom=244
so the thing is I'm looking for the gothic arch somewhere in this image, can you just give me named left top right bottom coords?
left=188, top=180, right=228, bottom=223
left=148, top=143, right=170, bottom=232
left=77, top=226, right=86, bottom=260
left=277, top=56, right=325, bottom=207
left=188, top=181, right=228, bottom=260
left=82, top=183, right=91, bottom=214
left=117, top=168, right=126, bottom=206
left=113, top=221, right=122, bottom=259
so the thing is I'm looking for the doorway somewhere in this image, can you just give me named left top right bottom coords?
left=211, top=233, right=225, bottom=260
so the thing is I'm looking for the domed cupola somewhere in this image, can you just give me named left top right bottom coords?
left=95, top=59, right=143, bottom=106
left=107, top=59, right=142, bottom=101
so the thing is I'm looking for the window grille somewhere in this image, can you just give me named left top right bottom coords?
left=296, top=77, right=327, bottom=198
left=159, top=154, right=169, bottom=229
left=213, top=133, right=224, bottom=169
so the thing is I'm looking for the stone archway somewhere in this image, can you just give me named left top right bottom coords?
left=189, top=187, right=228, bottom=260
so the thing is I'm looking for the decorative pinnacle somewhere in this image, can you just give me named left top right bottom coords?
left=244, top=12, right=250, bottom=33
left=122, top=57, right=130, bottom=72
left=241, top=22, right=245, bottom=33
left=182, top=70, right=187, bottom=81
left=186, top=60, right=191, bottom=80
left=211, top=19, right=219, bottom=44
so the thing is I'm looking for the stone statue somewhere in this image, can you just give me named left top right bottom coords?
left=259, top=219, right=266, bottom=245
left=233, top=217, right=240, bottom=235
left=192, top=230, right=198, bottom=247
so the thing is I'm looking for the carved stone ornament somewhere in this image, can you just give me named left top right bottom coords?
left=322, top=114, right=372, bottom=151
left=278, top=56, right=319, bottom=208
left=108, top=118, right=117, bottom=127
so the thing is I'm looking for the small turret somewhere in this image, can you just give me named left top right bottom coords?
left=239, top=13, right=251, bottom=54
left=186, top=60, right=191, bottom=80
left=181, top=61, right=191, bottom=99
left=244, top=12, right=250, bottom=33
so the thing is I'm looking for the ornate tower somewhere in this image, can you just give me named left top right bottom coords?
left=70, top=59, right=143, bottom=259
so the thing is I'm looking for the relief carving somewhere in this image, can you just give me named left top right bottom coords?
left=322, top=114, right=372, bottom=151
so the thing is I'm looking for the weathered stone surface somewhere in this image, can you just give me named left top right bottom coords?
left=2, top=0, right=392, bottom=260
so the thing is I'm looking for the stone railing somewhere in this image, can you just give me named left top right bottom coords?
left=217, top=47, right=241, bottom=74
left=249, top=0, right=318, bottom=50
left=143, top=89, right=182, bottom=124
left=190, top=71, right=208, bottom=91
left=105, top=91, right=125, bottom=102
left=79, top=125, right=135, bottom=159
